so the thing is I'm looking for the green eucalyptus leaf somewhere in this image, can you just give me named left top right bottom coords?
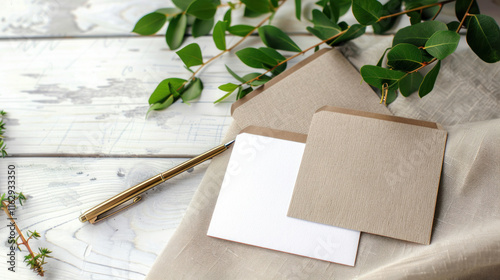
left=155, top=7, right=183, bottom=20
left=307, top=9, right=342, bottom=42
left=258, top=25, right=302, bottom=52
left=176, top=43, right=203, bottom=68
left=235, top=47, right=277, bottom=69
left=132, top=12, right=167, bottom=35
left=241, top=0, right=271, bottom=13
left=399, top=72, right=423, bottom=97
left=407, top=11, right=421, bottom=25
left=315, top=0, right=328, bottom=7
left=270, top=0, right=279, bottom=7
left=419, top=60, right=441, bottom=97
left=186, top=0, right=217, bottom=20
left=172, top=0, right=195, bottom=10
left=338, top=21, right=348, bottom=30
left=377, top=47, right=391, bottom=67
left=244, top=7, right=265, bottom=18
left=166, top=13, right=187, bottom=50
left=238, top=87, right=254, bottom=99
left=466, top=14, right=500, bottom=63
left=295, top=0, right=301, bottom=20
left=226, top=65, right=247, bottom=83
left=213, top=21, right=227, bottom=50
left=352, top=0, right=383, bottom=25
left=192, top=18, right=214, bottom=37
left=329, top=24, right=366, bottom=46
left=330, top=0, right=351, bottom=19
left=149, top=78, right=186, bottom=104
left=424, top=30, right=460, bottom=60
left=387, top=43, right=423, bottom=71
left=325, top=1, right=338, bottom=23
left=214, top=90, right=236, bottom=103
left=224, top=9, right=232, bottom=25
left=447, top=21, right=461, bottom=31
left=219, top=83, right=239, bottom=92
left=147, top=95, right=174, bottom=117
left=181, top=78, right=203, bottom=102
left=393, top=21, right=448, bottom=47
left=360, top=65, right=406, bottom=89
left=311, top=9, right=342, bottom=36
left=228, top=25, right=255, bottom=36
left=372, top=0, right=401, bottom=34
left=186, top=14, right=196, bottom=26
left=322, top=5, right=335, bottom=23
left=455, top=0, right=480, bottom=26
left=259, top=47, right=286, bottom=75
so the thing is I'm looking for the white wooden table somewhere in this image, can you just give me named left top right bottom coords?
left=0, top=1, right=315, bottom=279
left=1, top=1, right=498, bottom=279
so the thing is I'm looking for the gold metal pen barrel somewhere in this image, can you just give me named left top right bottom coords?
left=79, top=140, right=234, bottom=224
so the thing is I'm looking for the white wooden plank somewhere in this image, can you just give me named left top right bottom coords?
left=0, top=0, right=311, bottom=38
left=0, top=35, right=316, bottom=156
left=0, top=157, right=207, bottom=279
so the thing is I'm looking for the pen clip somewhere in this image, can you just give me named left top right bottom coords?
left=92, top=196, right=142, bottom=223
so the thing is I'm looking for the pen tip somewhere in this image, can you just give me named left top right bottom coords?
left=79, top=215, right=88, bottom=223
left=225, top=140, right=235, bottom=148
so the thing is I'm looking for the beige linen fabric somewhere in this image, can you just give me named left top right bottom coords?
left=147, top=42, right=500, bottom=279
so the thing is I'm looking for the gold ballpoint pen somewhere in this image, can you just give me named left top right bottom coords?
left=79, top=140, right=235, bottom=224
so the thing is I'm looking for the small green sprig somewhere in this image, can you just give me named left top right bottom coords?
left=1, top=192, right=52, bottom=277
left=0, top=110, right=7, bottom=157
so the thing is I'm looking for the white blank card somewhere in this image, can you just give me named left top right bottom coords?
left=207, top=132, right=360, bottom=266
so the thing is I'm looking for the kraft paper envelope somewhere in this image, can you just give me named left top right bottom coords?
left=288, top=106, right=448, bottom=245
left=207, top=126, right=361, bottom=266
left=146, top=48, right=392, bottom=279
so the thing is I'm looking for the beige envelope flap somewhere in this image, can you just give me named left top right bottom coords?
left=230, top=48, right=391, bottom=135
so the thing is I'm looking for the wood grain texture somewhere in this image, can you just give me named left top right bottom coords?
left=0, top=157, right=207, bottom=279
left=0, top=0, right=311, bottom=38
left=0, top=35, right=317, bottom=156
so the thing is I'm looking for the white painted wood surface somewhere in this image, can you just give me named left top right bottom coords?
left=0, top=1, right=321, bottom=279
left=0, top=158, right=207, bottom=279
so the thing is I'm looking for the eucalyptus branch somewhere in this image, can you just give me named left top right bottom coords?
left=456, top=0, right=475, bottom=32
left=410, top=58, right=437, bottom=73
left=243, top=29, right=349, bottom=86
left=178, top=0, right=288, bottom=91
left=2, top=194, right=51, bottom=276
left=138, top=0, right=499, bottom=110
left=0, top=110, right=7, bottom=157
left=377, top=0, right=456, bottom=22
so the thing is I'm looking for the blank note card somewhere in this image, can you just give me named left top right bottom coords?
left=208, top=131, right=360, bottom=266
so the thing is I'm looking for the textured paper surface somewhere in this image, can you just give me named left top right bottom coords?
left=208, top=128, right=360, bottom=266
left=288, top=106, right=447, bottom=244
left=231, top=49, right=390, bottom=135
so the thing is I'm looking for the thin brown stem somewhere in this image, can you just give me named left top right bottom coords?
left=243, top=29, right=349, bottom=86
left=2, top=201, right=37, bottom=261
left=431, top=4, right=443, bottom=20
left=177, top=0, right=287, bottom=91
left=409, top=58, right=437, bottom=73
left=456, top=0, right=475, bottom=32
left=377, top=0, right=455, bottom=22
